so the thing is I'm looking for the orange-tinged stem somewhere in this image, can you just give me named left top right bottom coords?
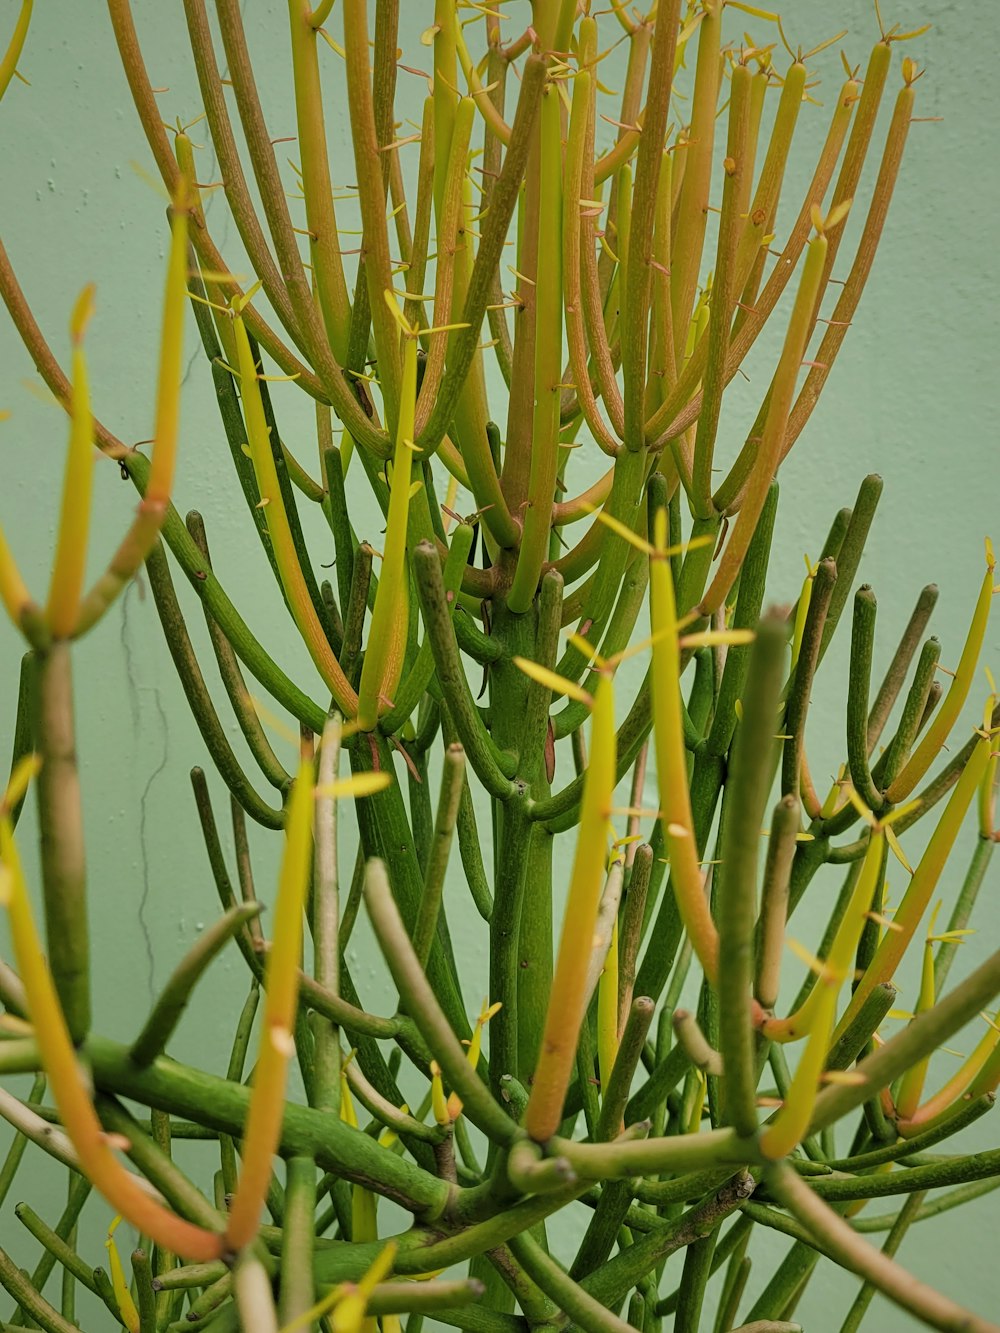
left=46, top=286, right=96, bottom=639
left=894, top=931, right=937, bottom=1122
left=226, top=760, right=314, bottom=1251
left=288, top=0, right=351, bottom=362
left=147, top=183, right=189, bottom=509
left=764, top=828, right=884, bottom=1044
left=0, top=0, right=32, bottom=102
left=357, top=333, right=418, bottom=731
left=668, top=0, right=721, bottom=371
left=341, top=0, right=401, bottom=426
left=902, top=1018, right=1000, bottom=1133
left=233, top=309, right=357, bottom=716
left=650, top=507, right=718, bottom=983
left=759, top=973, right=838, bottom=1160
left=699, top=231, right=828, bottom=618
left=834, top=736, right=992, bottom=1046
left=0, top=816, right=224, bottom=1261
left=524, top=675, right=616, bottom=1142
left=887, top=550, right=996, bottom=802
left=967, top=1034, right=1000, bottom=1101
left=0, top=523, right=35, bottom=634
left=73, top=189, right=189, bottom=636
left=507, top=82, right=564, bottom=614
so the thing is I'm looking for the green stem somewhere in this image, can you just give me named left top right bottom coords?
left=621, top=0, right=680, bottom=453
left=845, top=585, right=883, bottom=810
left=287, top=0, right=351, bottom=361
left=132, top=1249, right=157, bottom=1333
left=185, top=513, right=291, bottom=794
left=717, top=615, right=787, bottom=1136
left=507, top=1232, right=636, bottom=1333
left=755, top=795, right=800, bottom=1013
left=210, top=0, right=384, bottom=443
left=33, top=641, right=89, bottom=1042
left=412, top=544, right=516, bottom=799
left=129, top=904, right=262, bottom=1068
left=13, top=1202, right=99, bottom=1296
left=768, top=1162, right=998, bottom=1333
left=89, top=1046, right=449, bottom=1217
left=413, top=745, right=466, bottom=967
left=0, top=1246, right=78, bottom=1333
left=598, top=997, right=656, bottom=1141
left=869, top=635, right=940, bottom=798
left=810, top=941, right=1000, bottom=1134
left=420, top=56, right=547, bottom=455
left=852, top=1175, right=1000, bottom=1234
left=279, top=1157, right=316, bottom=1326
left=837, top=1190, right=926, bottom=1333
left=779, top=1146, right=1000, bottom=1203
left=11, top=1173, right=92, bottom=1327
left=824, top=981, right=896, bottom=1072
left=817, top=474, right=883, bottom=666
left=507, top=82, right=563, bottom=614
left=936, top=837, right=996, bottom=991
left=690, top=60, right=751, bottom=510
left=580, top=1172, right=756, bottom=1312
left=781, top=558, right=836, bottom=798
left=182, top=0, right=307, bottom=357
left=0, top=1074, right=44, bottom=1208
left=673, top=1228, right=718, bottom=1333
left=866, top=583, right=939, bottom=752
left=380, top=525, right=475, bottom=736
left=364, top=859, right=517, bottom=1146
left=146, top=540, right=284, bottom=829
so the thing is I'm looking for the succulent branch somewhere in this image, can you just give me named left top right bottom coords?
left=0, top=5, right=997, bottom=1332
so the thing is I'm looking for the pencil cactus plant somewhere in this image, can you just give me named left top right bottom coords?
left=1, top=2, right=998, bottom=1331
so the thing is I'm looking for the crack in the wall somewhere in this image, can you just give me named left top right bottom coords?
left=120, top=581, right=169, bottom=1002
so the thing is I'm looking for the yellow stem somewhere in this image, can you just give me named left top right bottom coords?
left=226, top=761, right=314, bottom=1250
left=759, top=976, right=837, bottom=1160
left=46, top=286, right=97, bottom=639
left=0, top=816, right=223, bottom=1260
left=357, top=333, right=418, bottom=731
left=887, top=550, right=995, bottom=802
left=233, top=308, right=358, bottom=715
left=525, top=676, right=616, bottom=1142
left=650, top=508, right=718, bottom=982
left=764, top=828, right=884, bottom=1043
left=0, top=0, right=32, bottom=102
left=834, top=735, right=992, bottom=1045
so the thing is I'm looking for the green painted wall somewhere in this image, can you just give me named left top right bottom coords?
left=0, top=2, right=997, bottom=1327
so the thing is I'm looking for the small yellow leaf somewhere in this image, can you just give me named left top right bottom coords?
left=885, top=825, right=913, bottom=875
left=679, top=629, right=756, bottom=649
left=585, top=505, right=654, bottom=555
left=513, top=656, right=592, bottom=706
left=1, top=754, right=40, bottom=814
left=821, top=1070, right=866, bottom=1086
left=315, top=772, right=393, bottom=801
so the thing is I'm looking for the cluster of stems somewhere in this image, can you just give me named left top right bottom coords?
left=1, top=3, right=998, bottom=1332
